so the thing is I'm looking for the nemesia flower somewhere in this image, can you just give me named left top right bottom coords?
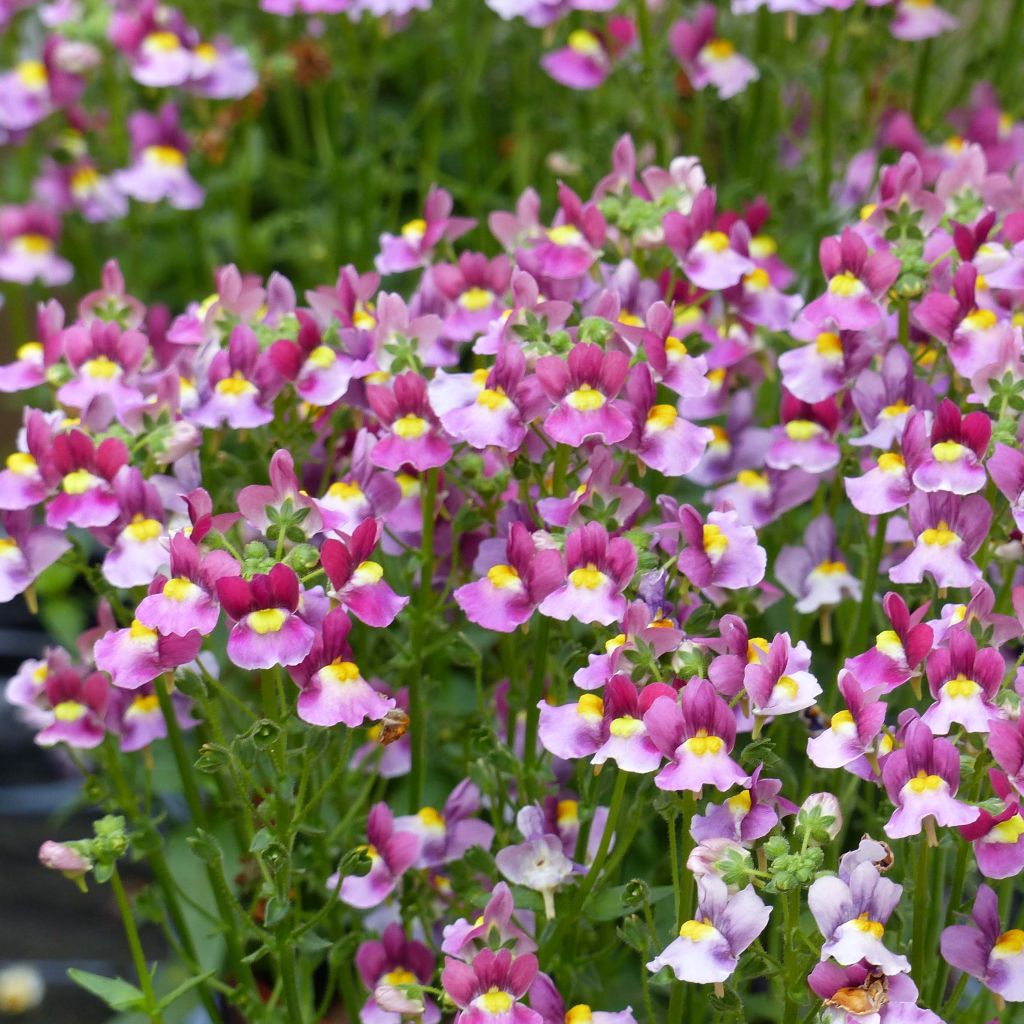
left=807, top=961, right=941, bottom=1024
left=267, top=311, right=356, bottom=408
left=356, top=924, right=440, bottom=1024
left=940, top=884, right=1024, bottom=1002
left=322, top=520, right=408, bottom=627
left=108, top=682, right=196, bottom=753
left=664, top=189, right=754, bottom=290
left=743, top=632, right=822, bottom=718
left=331, top=802, right=421, bottom=909
left=987, top=441, right=1024, bottom=532
left=808, top=673, right=888, bottom=774
left=193, top=325, right=277, bottom=429
left=441, top=949, right=541, bottom=1024
left=643, top=679, right=747, bottom=793
left=850, top=344, right=933, bottom=451
left=960, top=772, right=1024, bottom=880
left=377, top=186, right=475, bottom=275
left=538, top=522, right=636, bottom=627
left=36, top=666, right=109, bottom=749
left=902, top=401, right=990, bottom=495
left=921, top=627, right=1002, bottom=735
left=495, top=807, right=575, bottom=918
left=442, top=882, right=537, bottom=958
left=367, top=371, right=452, bottom=471
left=113, top=104, right=204, bottom=210
left=779, top=328, right=876, bottom=404
left=775, top=515, right=861, bottom=613
left=709, top=465, right=819, bottom=529
left=57, top=319, right=147, bottom=424
left=690, top=764, right=797, bottom=843
left=431, top=253, right=512, bottom=342
left=535, top=343, right=631, bottom=446
left=94, top=618, right=201, bottom=691
left=44, top=431, right=130, bottom=530
left=843, top=442, right=914, bottom=515
left=110, top=3, right=195, bottom=87
left=668, top=6, right=758, bottom=100
left=662, top=503, right=766, bottom=591
left=289, top=608, right=394, bottom=727
left=0, top=204, right=72, bottom=286
left=319, top=429, right=401, bottom=535
left=541, top=27, right=619, bottom=91
left=888, top=491, right=991, bottom=589
left=238, top=448, right=326, bottom=540
left=890, top=0, right=957, bottom=41
left=0, top=510, right=69, bottom=603
left=455, top=522, right=563, bottom=632
left=517, top=183, right=606, bottom=284
left=394, top=779, right=495, bottom=869
left=991, top=711, right=1024, bottom=798
left=880, top=718, right=979, bottom=839
left=188, top=39, right=258, bottom=100
left=765, top=392, right=842, bottom=473
left=647, top=877, right=770, bottom=982
left=808, top=862, right=910, bottom=975
left=216, top=563, right=317, bottom=670
left=99, top=469, right=166, bottom=588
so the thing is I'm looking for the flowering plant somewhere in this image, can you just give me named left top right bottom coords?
left=4, top=3, right=1024, bottom=1024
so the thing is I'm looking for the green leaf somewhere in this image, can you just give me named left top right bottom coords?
left=156, top=970, right=217, bottom=1012
left=585, top=884, right=674, bottom=922
left=67, top=969, right=146, bottom=1012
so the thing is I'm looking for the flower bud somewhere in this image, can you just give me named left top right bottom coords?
left=374, top=984, right=425, bottom=1016
left=38, top=840, right=91, bottom=878
left=797, top=792, right=842, bottom=841
left=0, top=964, right=44, bottom=1015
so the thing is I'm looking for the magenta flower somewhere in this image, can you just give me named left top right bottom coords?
left=36, top=667, right=109, bottom=750
left=808, top=674, right=887, bottom=772
left=844, top=444, right=914, bottom=515
left=99, top=469, right=167, bottom=588
left=194, top=325, right=277, bottom=429
left=664, top=189, right=754, bottom=290
left=442, top=883, right=537, bottom=958
left=394, top=779, right=495, bottom=869
left=431, top=253, right=511, bottom=342
left=367, top=372, right=452, bottom=471
left=538, top=522, right=636, bottom=627
left=110, top=3, right=194, bottom=86
left=113, top=104, right=203, bottom=209
left=108, top=683, right=196, bottom=753
left=778, top=328, right=876, bottom=404
left=743, top=632, right=822, bottom=718
left=541, top=28, right=616, bottom=90
left=44, top=431, right=130, bottom=530
left=322, top=520, right=408, bottom=628
left=623, top=365, right=713, bottom=476
left=0, top=510, right=69, bottom=604
left=800, top=228, right=900, bottom=331
left=216, top=564, right=317, bottom=670
left=850, top=344, right=933, bottom=451
left=665, top=504, right=766, bottom=591
left=267, top=311, right=356, bottom=408
left=0, top=56, right=55, bottom=132
left=921, top=627, right=1002, bottom=735
left=615, top=300, right=709, bottom=399
left=710, top=466, right=819, bottom=529
left=377, top=185, right=475, bottom=274
left=93, top=618, right=201, bottom=691
left=690, top=764, right=797, bottom=844
left=991, top=712, right=1024, bottom=798
left=331, top=802, right=421, bottom=909
left=888, top=491, right=991, bottom=589
left=289, top=607, right=394, bottom=728
left=441, top=949, right=541, bottom=1024
left=318, top=429, right=401, bottom=536
left=643, top=680, right=747, bottom=793
left=136, top=532, right=239, bottom=637
left=536, top=343, right=631, bottom=447
left=356, top=924, right=440, bottom=1024
left=987, top=441, right=1024, bottom=532
left=647, top=878, right=769, bottom=983
left=0, top=204, right=72, bottom=286
left=538, top=676, right=675, bottom=773
left=517, top=183, right=606, bottom=284
left=455, top=523, right=563, bottom=632
left=775, top=515, right=861, bottom=613
left=960, top=772, right=1024, bottom=880
left=57, top=319, right=147, bottom=424
left=844, top=592, right=933, bottom=693
left=881, top=718, right=979, bottom=839
left=0, top=338, right=47, bottom=394
left=495, top=806, right=578, bottom=916
left=668, top=7, right=758, bottom=100
left=902, top=400, right=991, bottom=495
left=766, top=392, right=842, bottom=473
left=809, top=862, right=909, bottom=975
left=940, top=884, right=1024, bottom=1002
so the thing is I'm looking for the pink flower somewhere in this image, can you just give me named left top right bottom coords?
left=322, top=519, right=409, bottom=627
left=367, top=372, right=452, bottom=472
left=664, top=188, right=755, bottom=291
left=376, top=185, right=475, bottom=274
left=442, top=949, right=541, bottom=1024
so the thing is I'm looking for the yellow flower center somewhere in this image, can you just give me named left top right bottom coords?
left=814, top=560, right=848, bottom=576
left=963, top=308, right=998, bottom=331
left=128, top=694, right=161, bottom=716
left=306, top=345, right=336, bottom=369
left=815, top=331, right=843, bottom=357
left=6, top=452, right=37, bottom=476
left=684, top=730, right=724, bottom=757
left=609, top=715, right=643, bottom=738
left=747, top=637, right=771, bottom=663
left=396, top=474, right=420, bottom=498
left=62, top=469, right=99, bottom=495
left=774, top=675, right=801, bottom=699
left=577, top=694, right=605, bottom=720
left=14, top=234, right=53, bottom=255
left=353, top=307, right=377, bottom=330
left=665, top=335, right=688, bottom=359
left=569, top=563, right=607, bottom=590
left=216, top=372, right=256, bottom=397
left=129, top=619, right=158, bottom=644
left=566, top=1006, right=593, bottom=1024
left=458, top=287, right=494, bottom=312
left=697, top=230, right=731, bottom=254
left=417, top=806, right=445, bottom=830
left=557, top=799, right=579, bottom=825
left=605, top=632, right=626, bottom=653
left=646, top=404, right=678, bottom=431
left=830, top=709, right=855, bottom=732
left=125, top=515, right=162, bottom=543
left=327, top=480, right=363, bottom=501
left=743, top=267, right=771, bottom=291
left=875, top=630, right=904, bottom=658
left=16, top=341, right=43, bottom=362
left=81, top=355, right=120, bottom=380
left=737, top=469, right=769, bottom=492
left=142, top=145, right=186, bottom=168
left=702, top=38, right=735, bottom=61
left=943, top=674, right=981, bottom=699
left=567, top=29, right=602, bottom=57
left=384, top=967, right=417, bottom=986
left=828, top=271, right=865, bottom=297
left=749, top=234, right=777, bottom=258
left=549, top=223, right=585, bottom=246
left=991, top=814, right=1024, bottom=845
left=993, top=930, right=1024, bottom=957
left=932, top=440, right=968, bottom=463
left=907, top=770, right=943, bottom=794
left=16, top=60, right=47, bottom=89
left=352, top=560, right=384, bottom=586
left=617, top=311, right=644, bottom=328
left=678, top=919, right=717, bottom=941
left=852, top=912, right=885, bottom=939
left=728, top=790, right=752, bottom=814
left=143, top=30, right=182, bottom=52
left=248, top=608, right=287, bottom=635
left=322, top=660, right=361, bottom=684
left=784, top=419, right=823, bottom=441
left=53, top=700, right=86, bottom=722
left=860, top=203, right=878, bottom=221
left=921, top=521, right=959, bottom=547
left=71, top=166, right=100, bottom=195
left=163, top=576, right=197, bottom=602
left=393, top=414, right=429, bottom=439
left=477, top=387, right=511, bottom=411
left=479, top=989, right=515, bottom=1015
left=880, top=400, right=911, bottom=419
left=566, top=384, right=606, bottom=411
left=702, top=523, right=729, bottom=558
left=877, top=452, right=905, bottom=474
left=401, top=218, right=427, bottom=243
left=486, top=563, right=521, bottom=590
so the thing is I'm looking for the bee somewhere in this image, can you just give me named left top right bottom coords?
left=377, top=708, right=410, bottom=746
left=802, top=704, right=827, bottom=737
left=825, top=972, right=888, bottom=1015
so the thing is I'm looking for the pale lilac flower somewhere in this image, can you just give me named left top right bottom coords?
left=669, top=6, right=758, bottom=100
left=0, top=204, right=71, bottom=286
left=394, top=780, right=495, bottom=869
left=331, top=803, right=421, bottom=909
left=775, top=515, right=861, bottom=613
left=664, top=188, right=754, bottom=290
left=113, top=105, right=204, bottom=210
left=0, top=510, right=69, bottom=603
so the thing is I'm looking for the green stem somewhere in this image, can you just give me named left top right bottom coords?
left=110, top=866, right=164, bottom=1024
left=521, top=615, right=551, bottom=793
left=575, top=768, right=628, bottom=908
left=911, top=40, right=933, bottom=125
left=782, top=887, right=802, bottom=1024
left=849, top=513, right=889, bottom=659
left=911, top=835, right=931, bottom=988
left=551, top=445, right=570, bottom=495
left=818, top=9, right=842, bottom=207
left=678, top=793, right=696, bottom=923
left=408, top=466, right=439, bottom=811
left=667, top=813, right=682, bottom=927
